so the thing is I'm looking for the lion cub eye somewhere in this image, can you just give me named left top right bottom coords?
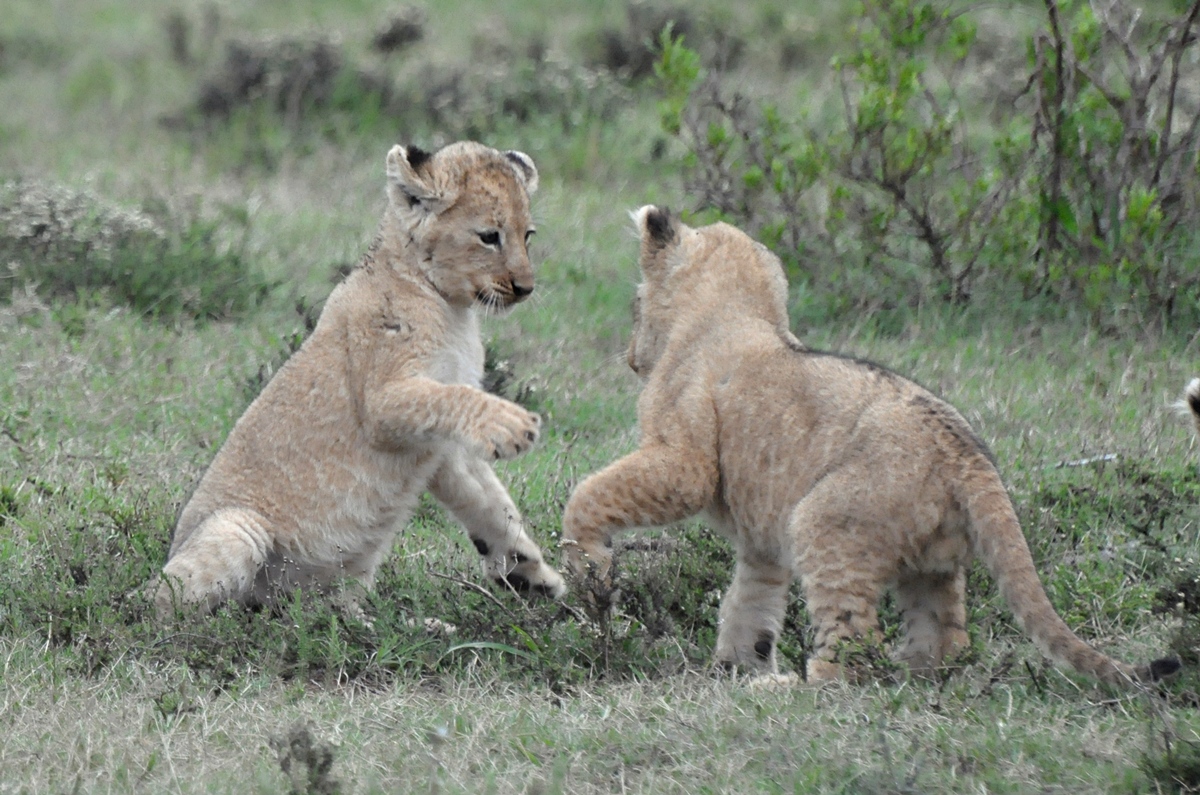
left=477, top=230, right=501, bottom=248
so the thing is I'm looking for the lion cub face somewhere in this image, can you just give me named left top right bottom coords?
left=386, top=141, right=539, bottom=311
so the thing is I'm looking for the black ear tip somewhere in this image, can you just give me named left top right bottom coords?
left=645, top=205, right=674, bottom=243
left=405, top=144, right=432, bottom=170
left=504, top=150, right=534, bottom=178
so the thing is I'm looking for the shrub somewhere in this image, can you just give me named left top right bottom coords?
left=0, top=180, right=273, bottom=322
left=1025, top=0, right=1200, bottom=327
left=170, top=31, right=629, bottom=157
left=401, top=56, right=630, bottom=141
left=370, top=6, right=426, bottom=56
left=657, top=0, right=1200, bottom=329
left=657, top=2, right=1021, bottom=308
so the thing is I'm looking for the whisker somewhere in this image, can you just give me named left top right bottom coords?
left=525, top=286, right=548, bottom=309
left=600, top=350, right=631, bottom=371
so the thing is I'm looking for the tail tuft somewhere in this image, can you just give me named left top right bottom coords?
left=1145, top=656, right=1182, bottom=682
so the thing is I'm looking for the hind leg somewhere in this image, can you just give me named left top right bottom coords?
left=155, top=508, right=273, bottom=619
left=714, top=558, right=791, bottom=675
left=792, top=498, right=893, bottom=681
left=803, top=576, right=885, bottom=681
left=893, top=569, right=969, bottom=678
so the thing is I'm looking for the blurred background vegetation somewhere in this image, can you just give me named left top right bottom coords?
left=4, top=0, right=1200, bottom=330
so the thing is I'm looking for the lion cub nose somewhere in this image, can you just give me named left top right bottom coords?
left=512, top=281, right=534, bottom=299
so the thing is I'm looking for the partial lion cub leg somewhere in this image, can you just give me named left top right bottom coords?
left=561, top=445, right=717, bottom=587
left=365, top=380, right=540, bottom=462
left=893, top=569, right=970, bottom=678
left=791, top=491, right=892, bottom=681
left=155, top=508, right=273, bottom=618
left=714, top=558, right=791, bottom=675
left=429, top=450, right=565, bottom=598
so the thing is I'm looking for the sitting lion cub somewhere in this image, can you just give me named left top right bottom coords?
left=156, top=141, right=565, bottom=619
left=562, top=205, right=1177, bottom=686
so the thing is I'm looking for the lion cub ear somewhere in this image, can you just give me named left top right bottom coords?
left=631, top=205, right=680, bottom=279
left=503, top=150, right=539, bottom=195
left=386, top=144, right=454, bottom=214
left=631, top=205, right=677, bottom=247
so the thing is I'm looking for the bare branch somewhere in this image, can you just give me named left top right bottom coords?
left=1041, top=0, right=1068, bottom=255
left=1153, top=0, right=1200, bottom=186
left=427, top=568, right=515, bottom=616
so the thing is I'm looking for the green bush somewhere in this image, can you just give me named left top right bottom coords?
left=657, top=0, right=1200, bottom=330
left=1023, top=0, right=1200, bottom=329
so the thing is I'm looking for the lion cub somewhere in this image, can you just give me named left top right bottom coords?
left=156, top=141, right=565, bottom=619
left=562, top=205, right=1177, bottom=686
left=1182, top=378, right=1200, bottom=438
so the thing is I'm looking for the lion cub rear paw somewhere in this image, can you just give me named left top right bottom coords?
left=478, top=398, right=540, bottom=460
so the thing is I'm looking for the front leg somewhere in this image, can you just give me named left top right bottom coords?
left=562, top=444, right=717, bottom=584
left=429, top=449, right=565, bottom=598
left=714, top=558, right=791, bottom=676
left=365, top=377, right=540, bottom=461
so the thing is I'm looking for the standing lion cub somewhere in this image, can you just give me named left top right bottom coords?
left=156, top=141, right=565, bottom=619
left=562, top=205, right=1177, bottom=686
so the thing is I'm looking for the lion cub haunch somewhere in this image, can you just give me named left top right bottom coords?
left=156, top=141, right=565, bottom=619
left=562, top=205, right=1178, bottom=686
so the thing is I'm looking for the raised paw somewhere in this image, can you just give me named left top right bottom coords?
left=478, top=397, right=540, bottom=460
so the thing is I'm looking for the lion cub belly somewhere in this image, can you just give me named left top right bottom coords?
left=266, top=445, right=445, bottom=582
left=252, top=452, right=436, bottom=600
left=245, top=312, right=483, bottom=591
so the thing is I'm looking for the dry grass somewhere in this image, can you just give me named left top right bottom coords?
left=4, top=638, right=1198, bottom=794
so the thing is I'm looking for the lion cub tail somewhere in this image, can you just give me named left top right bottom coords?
left=962, top=467, right=1180, bottom=686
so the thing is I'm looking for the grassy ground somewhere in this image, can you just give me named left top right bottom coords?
left=3, top=1, right=1200, bottom=793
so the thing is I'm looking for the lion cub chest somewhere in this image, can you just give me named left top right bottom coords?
left=426, top=308, right=485, bottom=387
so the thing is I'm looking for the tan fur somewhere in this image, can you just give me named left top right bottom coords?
left=562, top=206, right=1175, bottom=686
left=155, top=141, right=565, bottom=619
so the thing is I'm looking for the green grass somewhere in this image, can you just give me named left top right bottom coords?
left=3, top=0, right=1200, bottom=792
